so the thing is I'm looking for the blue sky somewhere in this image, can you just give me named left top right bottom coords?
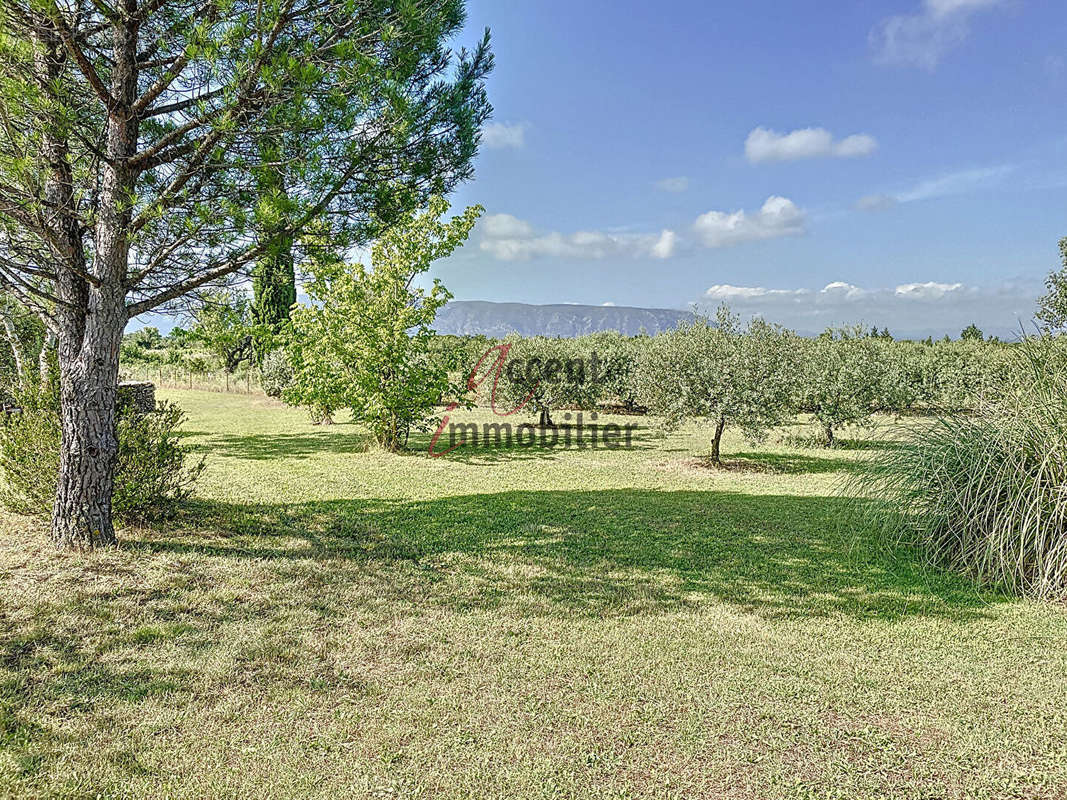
left=432, top=0, right=1067, bottom=337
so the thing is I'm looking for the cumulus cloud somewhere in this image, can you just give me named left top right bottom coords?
left=480, top=213, right=534, bottom=239
left=744, top=127, right=878, bottom=163
left=650, top=229, right=678, bottom=259
left=478, top=214, right=677, bottom=261
left=482, top=122, right=528, bottom=149
left=693, top=196, right=807, bottom=248
left=699, top=279, right=1039, bottom=338
left=479, top=198, right=807, bottom=262
left=871, top=0, right=1007, bottom=69
left=894, top=281, right=963, bottom=299
left=655, top=176, right=689, bottom=192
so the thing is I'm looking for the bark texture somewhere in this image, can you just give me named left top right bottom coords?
left=710, top=416, right=726, bottom=465
left=48, top=9, right=139, bottom=550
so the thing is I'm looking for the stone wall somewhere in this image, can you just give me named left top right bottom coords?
left=117, top=381, right=156, bottom=414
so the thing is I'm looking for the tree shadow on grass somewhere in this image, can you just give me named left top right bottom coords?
left=726, top=451, right=860, bottom=475
left=404, top=419, right=660, bottom=464
left=182, top=421, right=661, bottom=465
left=127, top=489, right=998, bottom=623
left=0, top=487, right=1000, bottom=787
left=832, top=438, right=905, bottom=452
left=181, top=429, right=374, bottom=460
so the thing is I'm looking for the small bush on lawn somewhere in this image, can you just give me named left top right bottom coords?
left=260, top=349, right=293, bottom=398
left=852, top=335, right=1067, bottom=600
left=0, top=384, right=203, bottom=523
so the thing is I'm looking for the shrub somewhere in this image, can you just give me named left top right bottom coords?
left=260, top=349, right=294, bottom=398
left=0, top=385, right=203, bottom=523
left=113, top=402, right=205, bottom=521
left=852, top=336, right=1067, bottom=600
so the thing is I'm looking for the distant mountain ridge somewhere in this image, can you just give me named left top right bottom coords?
left=432, top=300, right=696, bottom=337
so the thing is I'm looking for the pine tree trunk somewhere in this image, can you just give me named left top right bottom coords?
left=50, top=326, right=121, bottom=550
left=49, top=11, right=138, bottom=550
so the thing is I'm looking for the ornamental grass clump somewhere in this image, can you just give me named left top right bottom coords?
left=853, top=335, right=1067, bottom=600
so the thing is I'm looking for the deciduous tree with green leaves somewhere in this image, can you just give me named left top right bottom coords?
left=285, top=198, right=480, bottom=450
left=1037, top=237, right=1067, bottom=332
left=188, top=290, right=269, bottom=373
left=0, top=0, right=492, bottom=548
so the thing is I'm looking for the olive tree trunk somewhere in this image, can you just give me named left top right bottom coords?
left=710, top=416, right=726, bottom=465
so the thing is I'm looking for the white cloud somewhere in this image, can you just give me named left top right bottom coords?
left=894, top=281, right=963, bottom=299
left=857, top=164, right=1015, bottom=210
left=856, top=194, right=898, bottom=212
left=478, top=214, right=677, bottom=262
left=822, top=281, right=869, bottom=300
left=705, top=285, right=810, bottom=301
left=655, top=176, right=689, bottom=192
left=650, top=229, right=677, bottom=259
left=745, top=127, right=878, bottom=163
left=698, top=278, right=1039, bottom=338
left=481, top=213, right=534, bottom=239
left=871, top=0, right=1007, bottom=69
left=602, top=302, right=616, bottom=307
left=482, top=122, right=528, bottom=149
left=895, top=164, right=1014, bottom=202
left=479, top=198, right=806, bottom=262
left=693, top=196, right=807, bottom=248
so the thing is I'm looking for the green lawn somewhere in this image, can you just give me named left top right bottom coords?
left=2, top=390, right=1066, bottom=798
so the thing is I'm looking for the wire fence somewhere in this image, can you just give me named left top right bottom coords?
left=120, top=363, right=265, bottom=395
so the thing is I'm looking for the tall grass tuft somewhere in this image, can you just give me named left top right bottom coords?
left=851, top=335, right=1067, bottom=600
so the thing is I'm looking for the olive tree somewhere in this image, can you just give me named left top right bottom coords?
left=797, top=328, right=887, bottom=446
left=188, top=290, right=270, bottom=373
left=0, top=0, right=492, bottom=548
left=577, top=330, right=647, bottom=412
left=635, top=308, right=798, bottom=464
left=491, top=336, right=601, bottom=427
